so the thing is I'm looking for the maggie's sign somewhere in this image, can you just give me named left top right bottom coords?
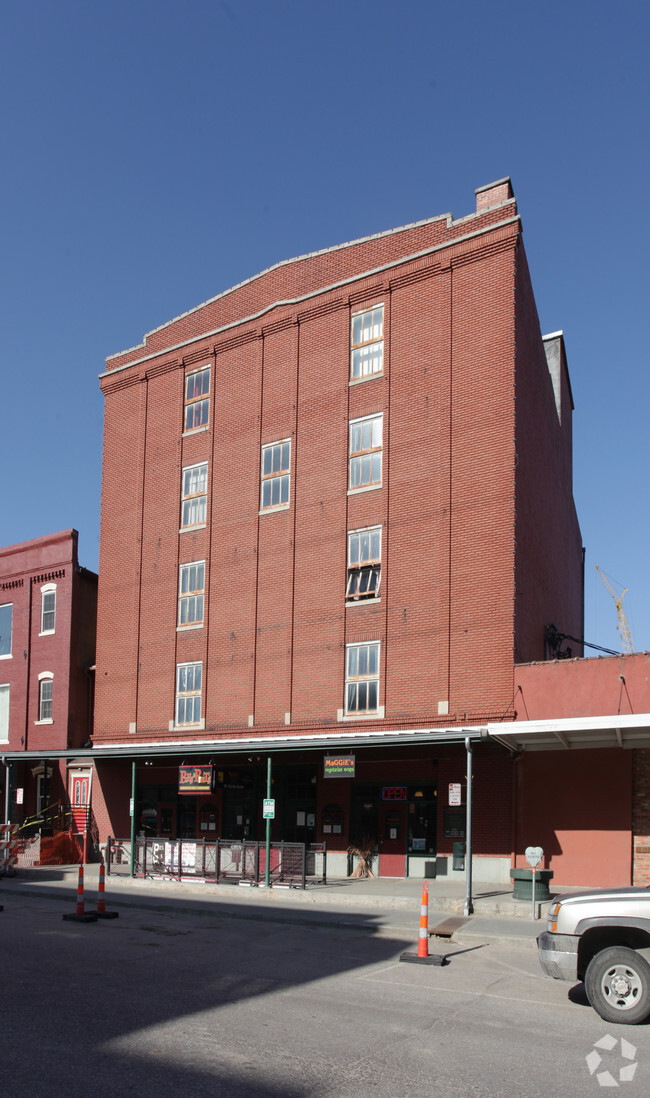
left=324, top=755, right=356, bottom=778
left=178, top=765, right=214, bottom=795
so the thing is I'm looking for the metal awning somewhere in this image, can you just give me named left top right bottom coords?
left=4, top=713, right=648, bottom=764
left=1, top=725, right=489, bottom=763
left=487, top=712, right=650, bottom=752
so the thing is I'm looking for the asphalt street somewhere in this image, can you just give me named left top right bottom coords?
left=2, top=891, right=650, bottom=1097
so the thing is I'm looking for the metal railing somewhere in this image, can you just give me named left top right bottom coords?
left=106, top=836, right=326, bottom=888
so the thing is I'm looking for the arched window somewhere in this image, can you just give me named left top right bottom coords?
left=38, top=671, right=53, bottom=722
left=40, top=584, right=57, bottom=634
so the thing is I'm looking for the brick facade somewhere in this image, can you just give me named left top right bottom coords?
left=96, top=180, right=583, bottom=752
left=92, top=179, right=591, bottom=880
left=0, top=529, right=97, bottom=825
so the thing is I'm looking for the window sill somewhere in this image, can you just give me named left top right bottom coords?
left=259, top=503, right=290, bottom=515
left=345, top=598, right=381, bottom=607
left=168, top=719, right=205, bottom=732
left=177, top=623, right=204, bottom=632
left=349, top=371, right=384, bottom=387
left=182, top=425, right=209, bottom=438
left=39, top=630, right=55, bottom=638
left=338, top=706, right=385, bottom=722
left=179, top=523, right=207, bottom=534
left=0, top=653, right=12, bottom=660
left=347, top=484, right=382, bottom=496
left=34, top=719, right=54, bottom=726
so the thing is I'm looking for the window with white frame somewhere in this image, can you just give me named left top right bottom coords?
left=41, top=585, right=56, bottom=633
left=176, top=662, right=202, bottom=726
left=260, top=439, right=290, bottom=510
left=181, top=462, right=208, bottom=529
left=0, top=603, right=12, bottom=657
left=351, top=305, right=384, bottom=380
left=0, top=684, right=9, bottom=741
left=178, top=562, right=205, bottom=627
left=349, top=414, right=382, bottom=491
left=345, top=642, right=380, bottom=714
left=184, top=366, right=210, bottom=431
left=346, top=526, right=382, bottom=600
left=38, top=673, right=53, bottom=722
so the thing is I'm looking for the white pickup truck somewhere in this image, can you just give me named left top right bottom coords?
left=537, top=887, right=650, bottom=1024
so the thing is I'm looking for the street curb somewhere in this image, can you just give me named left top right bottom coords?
left=1, top=880, right=542, bottom=946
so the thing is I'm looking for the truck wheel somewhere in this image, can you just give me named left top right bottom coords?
left=585, top=947, right=650, bottom=1024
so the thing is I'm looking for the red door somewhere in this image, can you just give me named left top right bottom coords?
left=379, top=801, right=406, bottom=877
left=71, top=775, right=89, bottom=832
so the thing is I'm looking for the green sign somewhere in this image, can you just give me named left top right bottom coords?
left=263, top=798, right=275, bottom=819
left=324, top=754, right=355, bottom=778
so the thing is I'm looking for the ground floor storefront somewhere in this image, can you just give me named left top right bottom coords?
left=88, top=732, right=511, bottom=884
left=3, top=712, right=650, bottom=887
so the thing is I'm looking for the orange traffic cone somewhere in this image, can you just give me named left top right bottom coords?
left=62, top=864, right=97, bottom=922
left=417, top=881, right=429, bottom=958
left=400, top=879, right=447, bottom=966
left=96, top=859, right=119, bottom=919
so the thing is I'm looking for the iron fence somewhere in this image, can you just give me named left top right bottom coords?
left=106, top=836, right=326, bottom=888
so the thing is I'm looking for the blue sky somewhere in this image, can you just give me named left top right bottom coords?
left=1, top=1, right=648, bottom=656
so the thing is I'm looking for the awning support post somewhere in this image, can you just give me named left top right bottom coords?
left=130, top=759, right=136, bottom=878
left=464, top=735, right=474, bottom=916
left=265, top=755, right=272, bottom=887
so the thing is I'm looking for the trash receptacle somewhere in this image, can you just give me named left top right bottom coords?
left=452, top=841, right=465, bottom=871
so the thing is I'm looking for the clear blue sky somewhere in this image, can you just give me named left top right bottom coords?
left=1, top=1, right=648, bottom=656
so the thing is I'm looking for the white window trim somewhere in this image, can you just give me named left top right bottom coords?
left=346, top=525, right=382, bottom=603
left=182, top=424, right=210, bottom=438
left=183, top=365, right=211, bottom=433
left=175, top=661, right=203, bottom=728
left=348, top=412, right=383, bottom=493
left=350, top=303, right=385, bottom=383
left=0, top=682, right=9, bottom=742
left=349, top=372, right=383, bottom=388
left=258, top=503, right=290, bottom=516
left=177, top=560, right=206, bottom=630
left=0, top=602, right=13, bottom=658
left=39, top=583, right=57, bottom=636
left=180, top=462, right=209, bottom=531
left=347, top=483, right=382, bottom=497
left=339, top=705, right=385, bottom=722
left=36, top=671, right=54, bottom=724
left=344, top=640, right=381, bottom=717
left=260, top=438, right=291, bottom=512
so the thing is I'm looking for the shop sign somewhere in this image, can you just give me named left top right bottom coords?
left=178, top=764, right=214, bottom=795
left=382, top=786, right=407, bottom=801
left=324, top=754, right=355, bottom=778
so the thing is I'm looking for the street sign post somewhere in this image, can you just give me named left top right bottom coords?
left=525, top=846, right=544, bottom=921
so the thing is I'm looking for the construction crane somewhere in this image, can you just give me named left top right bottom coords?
left=595, top=565, right=635, bottom=655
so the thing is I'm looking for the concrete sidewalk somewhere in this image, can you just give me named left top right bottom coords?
left=0, top=864, right=565, bottom=947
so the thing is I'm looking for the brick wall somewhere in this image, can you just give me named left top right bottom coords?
left=95, top=187, right=581, bottom=748
left=514, top=244, right=584, bottom=662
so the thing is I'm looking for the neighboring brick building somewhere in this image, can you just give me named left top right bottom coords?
left=0, top=530, right=97, bottom=846
left=86, top=177, right=593, bottom=883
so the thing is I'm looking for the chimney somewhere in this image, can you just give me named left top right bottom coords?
left=475, top=177, right=514, bottom=214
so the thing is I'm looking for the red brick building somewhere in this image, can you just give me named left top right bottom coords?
left=84, top=177, right=604, bottom=883
left=0, top=530, right=97, bottom=844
